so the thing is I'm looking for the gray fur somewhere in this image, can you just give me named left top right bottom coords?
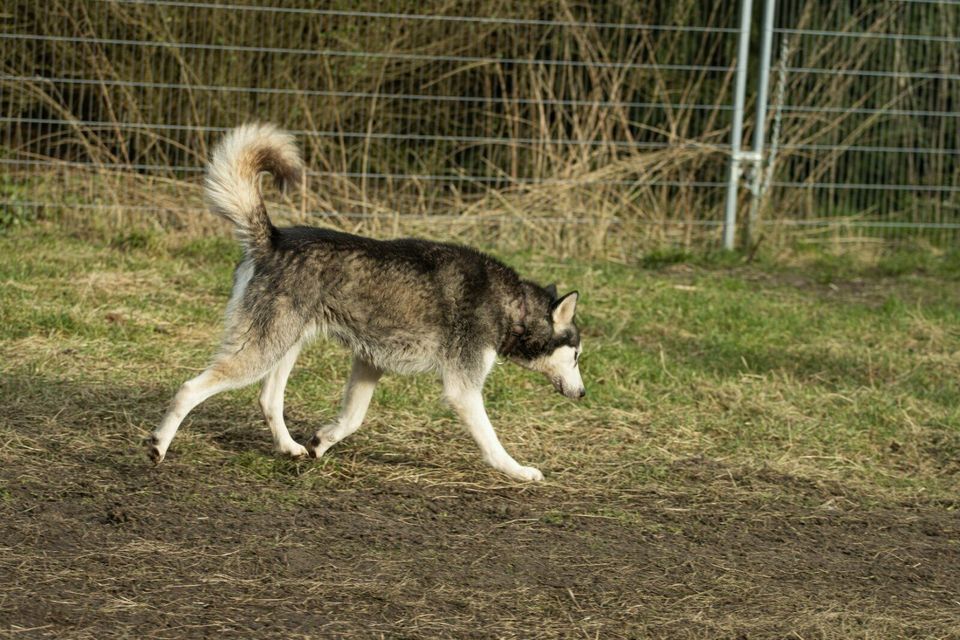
left=149, top=124, right=585, bottom=481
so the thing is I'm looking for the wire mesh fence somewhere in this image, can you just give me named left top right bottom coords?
left=758, top=0, right=960, bottom=247
left=1, top=0, right=958, bottom=254
left=0, top=0, right=741, bottom=253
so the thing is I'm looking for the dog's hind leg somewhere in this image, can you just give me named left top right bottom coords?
left=259, top=342, right=308, bottom=458
left=305, top=356, right=381, bottom=459
left=149, top=329, right=297, bottom=464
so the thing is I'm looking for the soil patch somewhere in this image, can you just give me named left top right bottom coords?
left=2, top=461, right=958, bottom=639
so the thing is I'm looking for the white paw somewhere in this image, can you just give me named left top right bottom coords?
left=304, top=434, right=333, bottom=459
left=277, top=441, right=309, bottom=459
left=147, top=435, right=167, bottom=465
left=508, top=465, right=544, bottom=482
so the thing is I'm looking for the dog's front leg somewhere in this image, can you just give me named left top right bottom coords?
left=443, top=382, right=543, bottom=482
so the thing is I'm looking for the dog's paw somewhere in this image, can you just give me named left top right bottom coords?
left=147, top=435, right=166, bottom=465
left=304, top=434, right=327, bottom=459
left=307, top=433, right=337, bottom=458
left=509, top=465, right=544, bottom=482
left=278, top=440, right=309, bottom=459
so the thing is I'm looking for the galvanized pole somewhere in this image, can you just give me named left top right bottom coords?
left=722, top=0, right=754, bottom=250
left=746, top=0, right=777, bottom=245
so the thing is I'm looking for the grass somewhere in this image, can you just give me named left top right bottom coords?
left=2, top=225, right=959, bottom=495
left=1, top=223, right=959, bottom=638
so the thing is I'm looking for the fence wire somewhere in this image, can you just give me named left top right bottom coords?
left=0, top=0, right=737, bottom=250
left=761, top=0, right=960, bottom=245
left=1, top=0, right=958, bottom=250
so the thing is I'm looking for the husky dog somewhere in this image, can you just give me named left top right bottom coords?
left=149, top=123, right=584, bottom=481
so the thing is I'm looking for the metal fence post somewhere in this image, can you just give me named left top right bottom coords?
left=722, top=0, right=754, bottom=250
left=745, top=0, right=777, bottom=246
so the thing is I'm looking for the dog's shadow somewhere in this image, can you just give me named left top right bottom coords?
left=0, top=371, right=448, bottom=480
left=0, top=372, right=341, bottom=464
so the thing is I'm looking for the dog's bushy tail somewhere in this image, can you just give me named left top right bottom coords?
left=205, top=123, right=303, bottom=254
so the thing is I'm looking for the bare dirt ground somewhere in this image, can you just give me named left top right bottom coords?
left=1, top=379, right=957, bottom=639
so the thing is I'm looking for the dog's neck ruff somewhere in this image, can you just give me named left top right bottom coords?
left=499, top=297, right=527, bottom=356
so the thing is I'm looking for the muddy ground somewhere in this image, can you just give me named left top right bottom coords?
left=2, top=440, right=957, bottom=638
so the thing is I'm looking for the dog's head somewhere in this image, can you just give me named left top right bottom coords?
left=510, top=284, right=585, bottom=401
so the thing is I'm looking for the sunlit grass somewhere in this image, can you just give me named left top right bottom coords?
left=1, top=225, right=958, bottom=501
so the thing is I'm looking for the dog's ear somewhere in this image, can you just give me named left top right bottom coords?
left=545, top=283, right=558, bottom=300
left=551, top=291, right=578, bottom=326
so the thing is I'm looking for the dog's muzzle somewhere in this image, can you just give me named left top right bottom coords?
left=554, top=378, right=586, bottom=401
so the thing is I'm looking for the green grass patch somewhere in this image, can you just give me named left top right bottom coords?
left=1, top=226, right=958, bottom=501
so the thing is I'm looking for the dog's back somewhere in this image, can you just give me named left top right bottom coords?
left=243, top=224, right=524, bottom=376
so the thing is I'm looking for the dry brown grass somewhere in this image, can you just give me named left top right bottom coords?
left=4, top=1, right=957, bottom=253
